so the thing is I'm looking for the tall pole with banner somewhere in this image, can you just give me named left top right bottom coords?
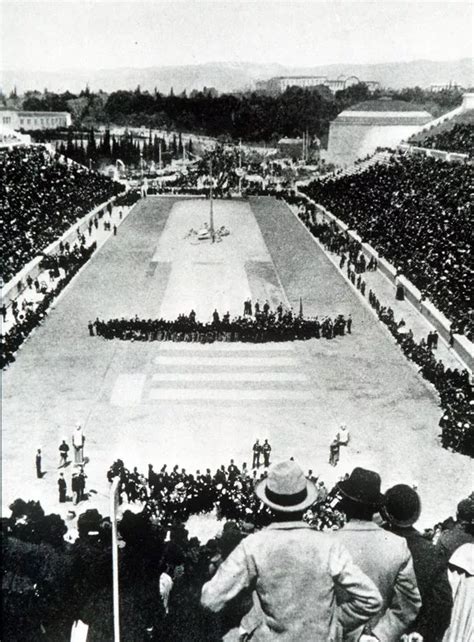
left=110, top=477, right=121, bottom=642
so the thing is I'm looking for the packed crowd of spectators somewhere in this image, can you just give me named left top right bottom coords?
left=0, top=145, right=123, bottom=282
left=413, top=122, right=474, bottom=157
left=3, top=462, right=472, bottom=641
left=107, top=457, right=340, bottom=530
left=1, top=243, right=96, bottom=370
left=367, top=289, right=473, bottom=457
left=92, top=303, right=352, bottom=343
left=301, top=153, right=473, bottom=339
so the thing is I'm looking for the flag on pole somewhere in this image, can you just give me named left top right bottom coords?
left=299, top=297, right=303, bottom=318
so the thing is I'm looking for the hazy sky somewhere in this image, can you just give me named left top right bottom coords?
left=1, top=1, right=472, bottom=71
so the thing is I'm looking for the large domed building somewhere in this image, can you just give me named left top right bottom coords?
left=327, top=99, right=433, bottom=167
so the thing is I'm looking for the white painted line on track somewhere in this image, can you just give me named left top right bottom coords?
left=153, top=356, right=297, bottom=367
left=111, top=374, right=146, bottom=406
left=149, top=388, right=313, bottom=401
left=157, top=342, right=294, bottom=352
left=151, top=372, right=307, bottom=382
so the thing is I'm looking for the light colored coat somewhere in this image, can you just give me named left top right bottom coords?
left=201, top=521, right=382, bottom=641
left=334, top=519, right=421, bottom=642
left=443, top=543, right=474, bottom=642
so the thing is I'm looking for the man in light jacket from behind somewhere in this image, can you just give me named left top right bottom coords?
left=333, top=468, right=422, bottom=642
left=201, top=460, right=382, bottom=641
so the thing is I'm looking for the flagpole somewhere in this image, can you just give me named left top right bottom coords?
left=239, top=139, right=242, bottom=196
left=110, top=477, right=121, bottom=642
left=209, top=157, right=215, bottom=242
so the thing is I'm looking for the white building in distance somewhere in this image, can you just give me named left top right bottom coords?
left=0, top=108, right=72, bottom=131
left=256, top=75, right=380, bottom=94
left=327, top=99, right=433, bottom=166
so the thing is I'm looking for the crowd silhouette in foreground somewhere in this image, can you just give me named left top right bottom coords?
left=301, top=152, right=473, bottom=340
left=0, top=145, right=122, bottom=282
left=92, top=303, right=353, bottom=343
left=3, top=458, right=473, bottom=641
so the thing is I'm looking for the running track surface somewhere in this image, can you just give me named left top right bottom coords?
left=2, top=196, right=470, bottom=527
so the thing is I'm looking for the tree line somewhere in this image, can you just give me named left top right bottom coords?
left=3, top=83, right=465, bottom=144
left=44, top=128, right=194, bottom=167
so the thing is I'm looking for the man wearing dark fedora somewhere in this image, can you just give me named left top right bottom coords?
left=382, top=484, right=452, bottom=642
left=334, top=468, right=421, bottom=642
left=201, top=460, right=382, bottom=640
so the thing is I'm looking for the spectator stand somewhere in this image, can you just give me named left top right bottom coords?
left=398, top=143, right=470, bottom=164
left=1, top=197, right=136, bottom=337
left=2, top=196, right=112, bottom=310
left=287, top=193, right=473, bottom=373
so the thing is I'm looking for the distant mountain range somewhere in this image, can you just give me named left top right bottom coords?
left=1, top=58, right=472, bottom=94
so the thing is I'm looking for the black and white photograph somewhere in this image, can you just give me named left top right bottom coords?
left=1, top=1, right=473, bottom=639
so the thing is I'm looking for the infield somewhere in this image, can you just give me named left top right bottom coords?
left=1, top=196, right=471, bottom=528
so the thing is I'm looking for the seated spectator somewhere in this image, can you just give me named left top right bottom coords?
left=414, top=122, right=474, bottom=157
left=382, top=484, right=453, bottom=641
left=302, top=153, right=472, bottom=339
left=201, top=460, right=382, bottom=640
left=0, top=145, right=122, bottom=282
left=334, top=467, right=421, bottom=642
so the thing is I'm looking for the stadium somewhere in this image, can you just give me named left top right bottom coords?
left=1, top=3, right=473, bottom=640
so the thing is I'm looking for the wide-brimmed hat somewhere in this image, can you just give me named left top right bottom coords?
left=255, top=460, right=318, bottom=512
left=337, top=467, right=383, bottom=507
left=383, top=484, right=421, bottom=527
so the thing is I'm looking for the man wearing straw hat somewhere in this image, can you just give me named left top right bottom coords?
left=201, top=460, right=382, bottom=640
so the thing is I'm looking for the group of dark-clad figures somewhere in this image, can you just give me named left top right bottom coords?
left=90, top=300, right=352, bottom=343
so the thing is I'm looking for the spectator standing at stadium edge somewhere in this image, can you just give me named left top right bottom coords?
left=252, top=439, right=261, bottom=468
left=329, top=438, right=340, bottom=466
left=382, top=484, right=453, bottom=642
left=337, top=424, right=350, bottom=447
left=58, top=439, right=70, bottom=467
left=58, top=473, right=67, bottom=503
left=78, top=466, right=87, bottom=501
left=71, top=473, right=80, bottom=504
left=72, top=423, right=85, bottom=465
left=262, top=439, right=271, bottom=467
left=35, top=448, right=43, bottom=478
left=201, top=460, right=382, bottom=640
left=334, top=468, right=421, bottom=642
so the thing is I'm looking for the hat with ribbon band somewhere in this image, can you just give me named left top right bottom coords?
left=255, top=460, right=318, bottom=513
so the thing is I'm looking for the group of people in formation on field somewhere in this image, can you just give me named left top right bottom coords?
left=90, top=300, right=353, bottom=344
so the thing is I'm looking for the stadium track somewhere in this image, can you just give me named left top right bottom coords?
left=2, top=196, right=471, bottom=527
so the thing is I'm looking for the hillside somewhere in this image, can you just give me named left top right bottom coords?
left=1, top=58, right=472, bottom=94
